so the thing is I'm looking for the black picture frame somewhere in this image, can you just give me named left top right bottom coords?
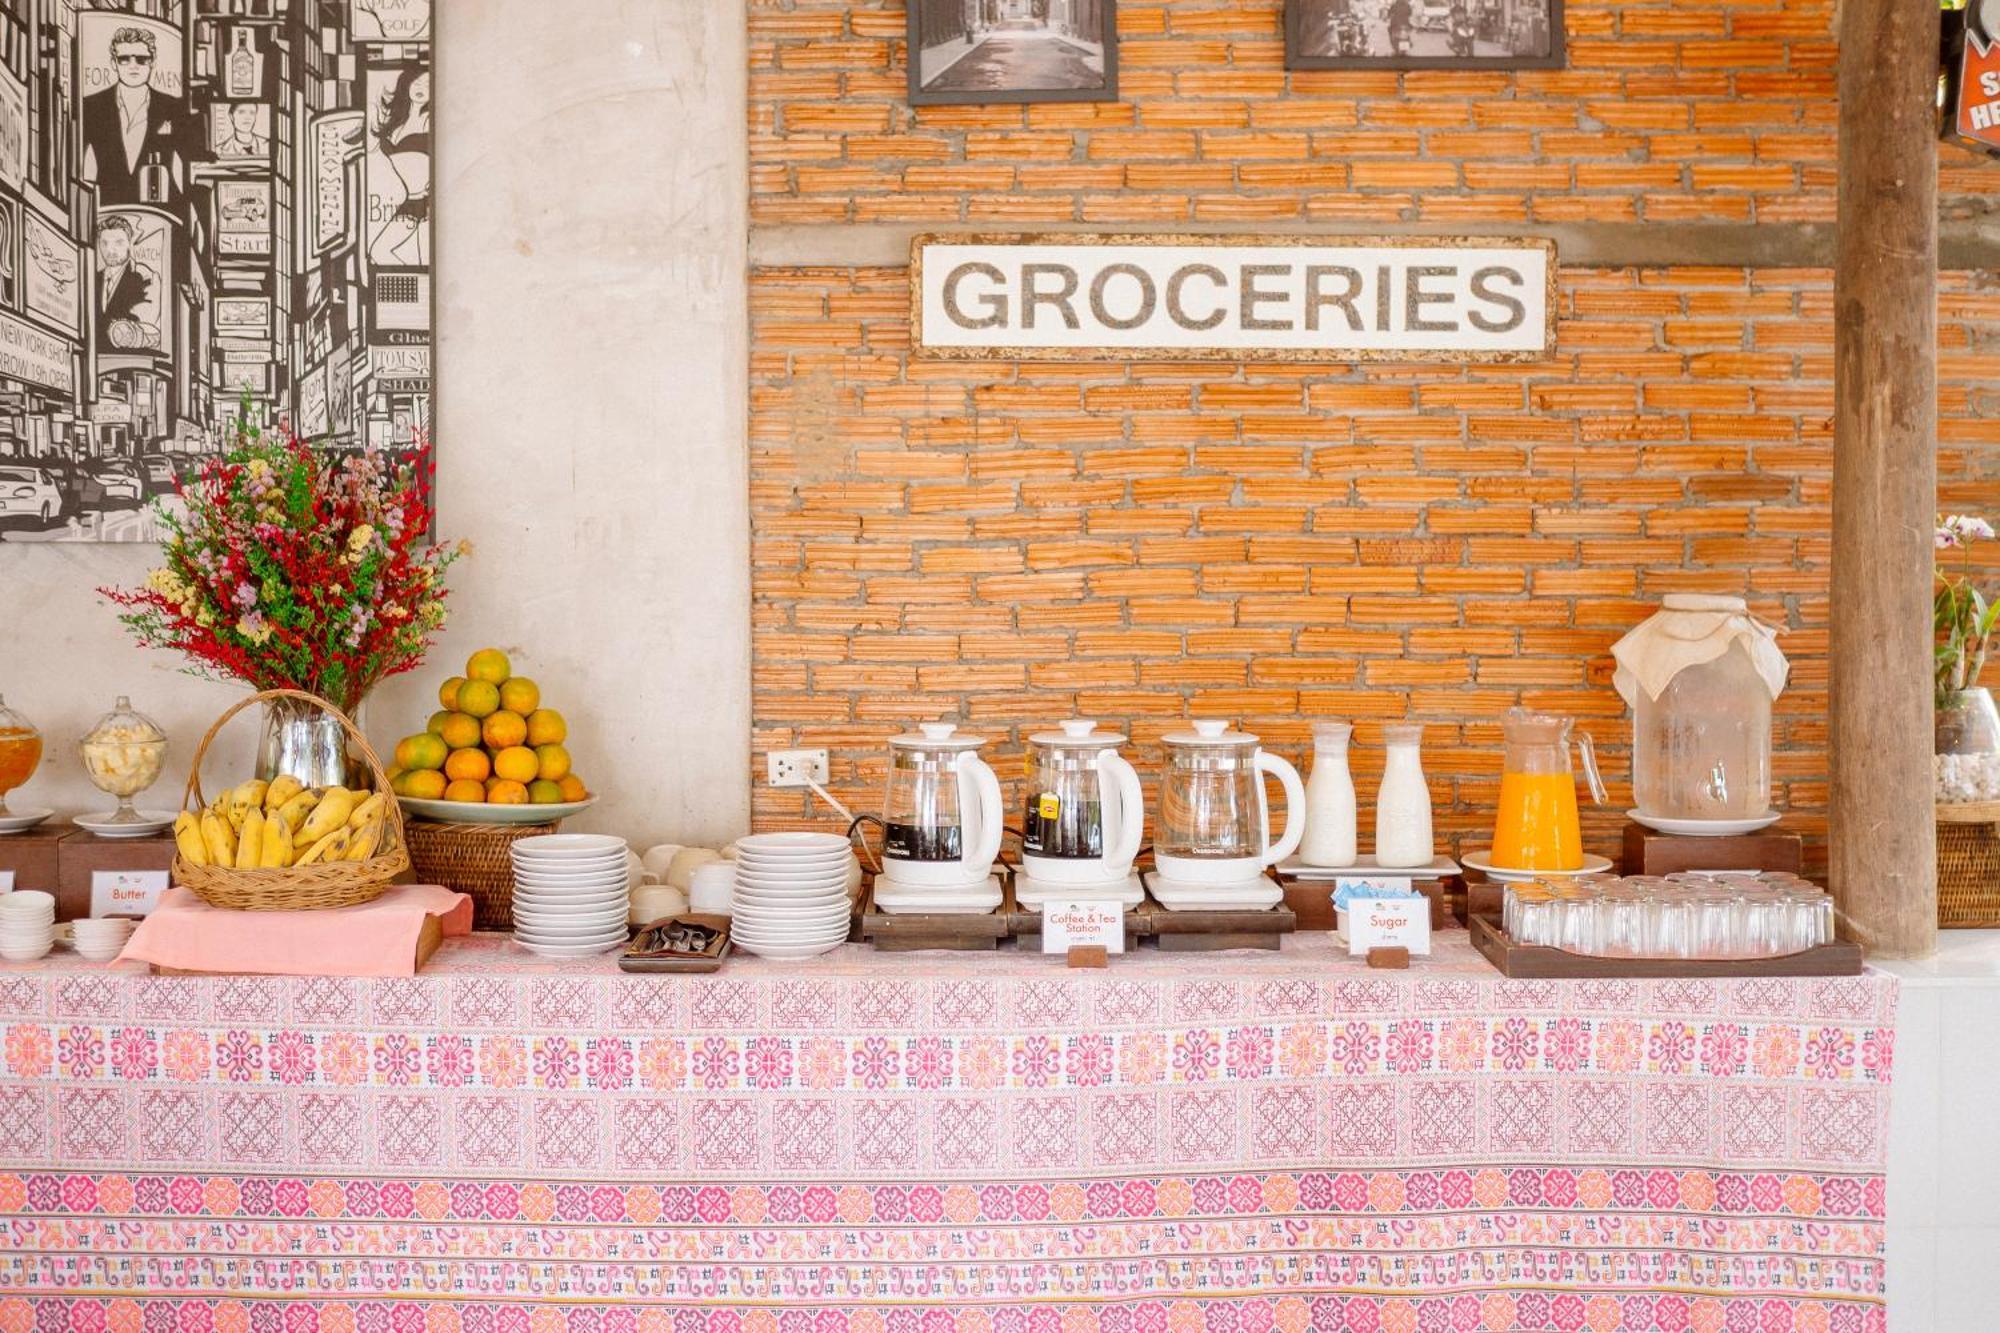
left=906, top=0, right=1120, bottom=106
left=1284, top=0, right=1565, bottom=71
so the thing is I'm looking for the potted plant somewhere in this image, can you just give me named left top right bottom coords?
left=1934, top=513, right=2000, bottom=804
left=103, top=395, right=464, bottom=788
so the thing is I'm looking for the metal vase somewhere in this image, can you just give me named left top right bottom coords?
left=255, top=695, right=364, bottom=789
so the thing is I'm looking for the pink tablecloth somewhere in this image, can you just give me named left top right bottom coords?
left=0, top=931, right=1894, bottom=1329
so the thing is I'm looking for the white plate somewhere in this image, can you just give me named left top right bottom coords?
left=0, top=808, right=54, bottom=835
left=735, top=832, right=850, bottom=855
left=511, top=833, right=625, bottom=857
left=511, top=901, right=628, bottom=920
left=512, top=924, right=628, bottom=945
left=512, top=855, right=628, bottom=874
left=1625, top=809, right=1782, bottom=837
left=512, top=873, right=628, bottom=891
left=731, top=878, right=849, bottom=897
left=732, top=911, right=851, bottom=931
left=732, top=937, right=845, bottom=960
left=512, top=894, right=627, bottom=913
left=732, top=895, right=850, bottom=914
left=400, top=797, right=596, bottom=825
left=736, top=849, right=853, bottom=866
left=72, top=810, right=180, bottom=839
left=516, top=937, right=627, bottom=958
left=733, top=861, right=851, bottom=878
left=1461, top=850, right=1615, bottom=883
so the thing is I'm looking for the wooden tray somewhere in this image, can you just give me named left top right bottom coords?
left=1469, top=914, right=1864, bottom=978
left=859, top=880, right=1010, bottom=951
left=1133, top=897, right=1295, bottom=950
left=1006, top=878, right=1144, bottom=951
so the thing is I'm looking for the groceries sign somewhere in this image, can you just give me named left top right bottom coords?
left=912, top=234, right=1554, bottom=362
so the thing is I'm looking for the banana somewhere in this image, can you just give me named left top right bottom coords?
left=345, top=808, right=384, bottom=862
left=260, top=813, right=295, bottom=868
left=235, top=809, right=266, bottom=869
left=273, top=788, right=323, bottom=834
left=173, top=812, right=208, bottom=866
left=296, top=826, right=353, bottom=866
left=346, top=792, right=386, bottom=831
left=297, top=787, right=356, bottom=844
left=225, top=779, right=269, bottom=832
left=263, top=775, right=305, bottom=812
left=200, top=808, right=238, bottom=866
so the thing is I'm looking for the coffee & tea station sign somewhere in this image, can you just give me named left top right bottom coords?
left=911, top=233, right=1556, bottom=362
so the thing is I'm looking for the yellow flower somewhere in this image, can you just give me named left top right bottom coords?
left=348, top=525, right=375, bottom=550
left=235, top=616, right=273, bottom=645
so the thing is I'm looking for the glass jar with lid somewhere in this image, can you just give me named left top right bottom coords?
left=1613, top=595, right=1787, bottom=826
left=78, top=696, right=168, bottom=827
left=879, top=722, right=1002, bottom=887
left=0, top=695, right=44, bottom=821
left=1154, top=720, right=1305, bottom=884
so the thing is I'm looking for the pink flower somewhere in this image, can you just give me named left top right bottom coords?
left=1647, top=1021, right=1695, bottom=1075
left=1804, top=1027, right=1855, bottom=1080
left=1279, top=1022, right=1327, bottom=1077
left=1226, top=1026, right=1275, bottom=1079
left=1064, top=1033, right=1112, bottom=1087
left=59, top=1026, right=105, bottom=1080
left=535, top=1037, right=580, bottom=1090
left=7, top=1025, right=53, bottom=1079
left=1173, top=1029, right=1221, bottom=1082
left=372, top=1034, right=420, bottom=1086
left=162, top=1029, right=210, bottom=1082
left=1752, top=1025, right=1802, bottom=1079
left=424, top=1034, right=470, bottom=1087
left=636, top=1038, right=686, bottom=1090
left=960, top=1036, right=1006, bottom=1090
left=1385, top=1020, right=1431, bottom=1074
left=905, top=1035, right=953, bottom=1090
left=799, top=1036, right=845, bottom=1089
left=1119, top=1031, right=1167, bottom=1084
left=1330, top=1022, right=1381, bottom=1076
left=110, top=1027, right=157, bottom=1081
left=1490, top=1017, right=1538, bottom=1072
left=584, top=1038, right=633, bottom=1091
left=692, top=1037, right=737, bottom=1089
left=1544, top=1018, right=1589, bottom=1073
left=1596, top=1020, right=1644, bottom=1074
left=1438, top=1018, right=1486, bottom=1072
left=1699, top=1023, right=1747, bottom=1077
left=478, top=1035, right=526, bottom=1088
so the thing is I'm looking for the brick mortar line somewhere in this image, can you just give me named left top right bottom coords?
left=749, top=221, right=2000, bottom=271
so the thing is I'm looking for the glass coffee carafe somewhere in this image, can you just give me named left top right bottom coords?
left=1021, top=720, right=1145, bottom=885
left=1154, top=720, right=1305, bottom=884
left=879, top=723, right=1002, bottom=887
left=1491, top=708, right=1606, bottom=872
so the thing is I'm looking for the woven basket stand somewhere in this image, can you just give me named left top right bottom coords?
left=1937, top=799, right=2000, bottom=928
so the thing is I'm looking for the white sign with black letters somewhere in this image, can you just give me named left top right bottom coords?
left=913, top=234, right=1554, bottom=362
left=91, top=870, right=169, bottom=918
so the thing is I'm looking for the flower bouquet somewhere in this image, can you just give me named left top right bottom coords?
left=104, top=396, right=463, bottom=785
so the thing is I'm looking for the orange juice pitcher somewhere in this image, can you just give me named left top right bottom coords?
left=1492, top=709, right=1607, bottom=871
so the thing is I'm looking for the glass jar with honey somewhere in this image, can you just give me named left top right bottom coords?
left=0, top=695, right=44, bottom=818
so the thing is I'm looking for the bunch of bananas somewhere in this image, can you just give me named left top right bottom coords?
left=172, top=776, right=391, bottom=871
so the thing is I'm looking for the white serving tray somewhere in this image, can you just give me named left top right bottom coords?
left=1275, top=854, right=1461, bottom=881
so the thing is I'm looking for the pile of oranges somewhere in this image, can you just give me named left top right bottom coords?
left=388, top=649, right=590, bottom=805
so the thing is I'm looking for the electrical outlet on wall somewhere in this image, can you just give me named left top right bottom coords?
left=767, top=749, right=830, bottom=788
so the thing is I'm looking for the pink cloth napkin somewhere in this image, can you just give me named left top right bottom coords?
left=119, top=884, right=473, bottom=977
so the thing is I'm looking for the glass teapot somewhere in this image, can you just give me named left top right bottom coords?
left=1020, top=720, right=1145, bottom=885
left=1154, top=720, right=1305, bottom=884
left=1490, top=708, right=1606, bottom=872
left=879, top=723, right=1002, bottom=887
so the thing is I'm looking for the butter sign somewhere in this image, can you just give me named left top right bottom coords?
left=913, top=234, right=1554, bottom=362
left=91, top=870, right=168, bottom=918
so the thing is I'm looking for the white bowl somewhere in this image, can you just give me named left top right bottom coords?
left=0, top=943, right=51, bottom=961
left=511, top=834, right=628, bottom=860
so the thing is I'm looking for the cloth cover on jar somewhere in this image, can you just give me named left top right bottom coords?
left=1611, top=594, right=1788, bottom=705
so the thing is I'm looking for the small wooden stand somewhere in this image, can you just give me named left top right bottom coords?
left=859, top=880, right=1011, bottom=951
left=1469, top=914, right=1864, bottom=978
left=1131, top=897, right=1295, bottom=951
left=1621, top=822, right=1802, bottom=876
left=0, top=821, right=70, bottom=902
left=1066, top=945, right=1108, bottom=969
left=57, top=827, right=176, bottom=923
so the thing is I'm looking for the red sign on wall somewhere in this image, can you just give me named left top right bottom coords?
left=1958, top=34, right=2000, bottom=152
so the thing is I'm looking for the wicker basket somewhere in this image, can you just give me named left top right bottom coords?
left=405, top=819, right=561, bottom=930
left=175, top=689, right=409, bottom=911
left=1937, top=800, right=2000, bottom=928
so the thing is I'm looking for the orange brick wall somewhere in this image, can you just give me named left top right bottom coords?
left=750, top=0, right=2000, bottom=224
left=748, top=265, right=2000, bottom=864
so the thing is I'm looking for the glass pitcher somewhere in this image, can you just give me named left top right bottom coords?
left=1021, top=720, right=1145, bottom=884
left=880, top=723, right=1002, bottom=887
left=1155, top=720, right=1305, bottom=884
left=1491, top=709, right=1606, bottom=872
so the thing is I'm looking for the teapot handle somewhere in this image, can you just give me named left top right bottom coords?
left=1095, top=750, right=1145, bottom=877
left=956, top=752, right=1004, bottom=875
left=1574, top=731, right=1608, bottom=805
left=1255, top=750, right=1307, bottom=869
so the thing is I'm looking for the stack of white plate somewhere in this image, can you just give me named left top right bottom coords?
left=730, top=833, right=854, bottom=960
left=68, top=917, right=136, bottom=962
left=0, top=892, right=55, bottom=961
left=511, top=834, right=632, bottom=958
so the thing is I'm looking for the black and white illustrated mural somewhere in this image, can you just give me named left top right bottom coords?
left=0, top=0, right=433, bottom=542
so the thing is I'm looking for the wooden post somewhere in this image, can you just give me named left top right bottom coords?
left=1830, top=0, right=1940, bottom=958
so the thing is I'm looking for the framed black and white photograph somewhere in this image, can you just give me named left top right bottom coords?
left=0, top=0, right=435, bottom=544
left=1285, top=0, right=1563, bottom=70
left=907, top=0, right=1118, bottom=106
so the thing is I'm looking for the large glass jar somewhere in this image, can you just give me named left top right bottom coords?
left=0, top=695, right=42, bottom=817
left=1633, top=638, right=1772, bottom=820
left=1936, top=687, right=2000, bottom=804
left=78, top=696, right=168, bottom=826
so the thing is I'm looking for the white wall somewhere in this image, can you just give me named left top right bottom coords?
left=0, top=0, right=752, bottom=849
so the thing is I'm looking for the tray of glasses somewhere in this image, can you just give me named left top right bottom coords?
left=1469, top=914, right=1863, bottom=978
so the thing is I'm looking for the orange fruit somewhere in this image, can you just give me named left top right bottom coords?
left=525, top=708, right=566, bottom=746
left=444, top=747, right=491, bottom=783
left=443, top=778, right=486, bottom=803
left=527, top=779, right=564, bottom=804
left=466, top=649, right=511, bottom=684
left=438, top=676, right=466, bottom=711
left=426, top=710, right=452, bottom=736
left=390, top=772, right=413, bottom=796
left=482, top=709, right=528, bottom=750
left=394, top=733, right=447, bottom=772
left=403, top=769, right=448, bottom=800
left=499, top=677, right=540, bottom=715
left=492, top=745, right=538, bottom=784
left=533, top=743, right=571, bottom=782
left=437, top=712, right=481, bottom=750
left=557, top=774, right=588, bottom=802
left=456, top=680, right=500, bottom=719
left=487, top=779, right=530, bottom=805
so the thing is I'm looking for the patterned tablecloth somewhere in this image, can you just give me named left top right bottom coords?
left=0, top=931, right=1894, bottom=1331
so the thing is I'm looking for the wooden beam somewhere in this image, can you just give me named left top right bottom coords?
left=1830, top=0, right=1940, bottom=958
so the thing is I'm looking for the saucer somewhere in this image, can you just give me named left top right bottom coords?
left=0, top=808, right=54, bottom=835
left=73, top=810, right=178, bottom=839
left=1461, top=850, right=1615, bottom=883
left=1625, top=810, right=1782, bottom=837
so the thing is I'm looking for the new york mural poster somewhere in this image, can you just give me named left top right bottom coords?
left=0, top=0, right=433, bottom=542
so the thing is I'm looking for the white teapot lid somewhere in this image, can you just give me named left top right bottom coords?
left=890, top=721, right=986, bottom=751
left=1028, top=718, right=1128, bottom=748
left=1163, top=719, right=1257, bottom=747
